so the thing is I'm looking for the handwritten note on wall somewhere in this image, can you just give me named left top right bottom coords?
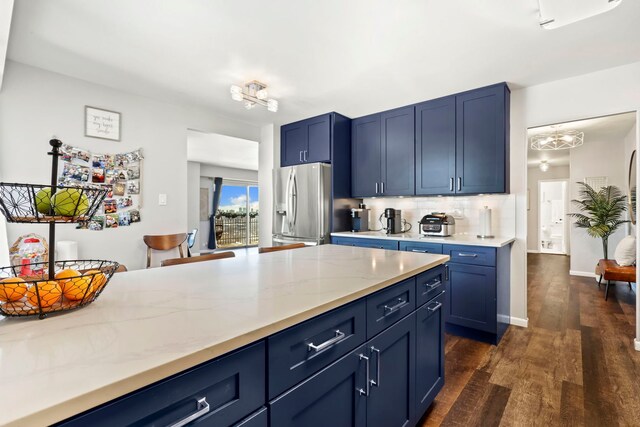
left=85, top=106, right=121, bottom=141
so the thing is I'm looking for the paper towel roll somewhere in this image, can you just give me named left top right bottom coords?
left=56, top=241, right=78, bottom=261
left=478, top=206, right=494, bottom=238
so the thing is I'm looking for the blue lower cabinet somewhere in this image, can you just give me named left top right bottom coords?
left=269, top=347, right=368, bottom=427
left=56, top=342, right=266, bottom=427
left=445, top=263, right=497, bottom=334
left=415, top=292, right=445, bottom=417
left=366, top=313, right=416, bottom=427
left=332, top=236, right=399, bottom=251
left=231, top=407, right=267, bottom=427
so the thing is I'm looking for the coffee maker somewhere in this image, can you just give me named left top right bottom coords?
left=350, top=203, right=370, bottom=232
left=384, top=208, right=402, bottom=234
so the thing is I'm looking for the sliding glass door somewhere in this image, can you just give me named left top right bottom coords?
left=216, top=182, right=259, bottom=248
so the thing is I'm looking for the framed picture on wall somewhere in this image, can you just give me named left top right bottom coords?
left=85, top=106, right=121, bottom=141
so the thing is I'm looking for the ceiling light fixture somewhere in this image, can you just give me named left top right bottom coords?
left=530, top=127, right=584, bottom=151
left=230, top=81, right=278, bottom=112
left=539, top=161, right=550, bottom=172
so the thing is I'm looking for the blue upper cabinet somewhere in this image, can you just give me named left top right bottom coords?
left=381, top=106, right=415, bottom=196
left=415, top=96, right=456, bottom=196
left=352, top=107, right=415, bottom=198
left=281, top=113, right=332, bottom=167
left=351, top=113, right=382, bottom=197
left=455, top=84, right=509, bottom=194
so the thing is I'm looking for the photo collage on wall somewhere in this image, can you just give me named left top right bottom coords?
left=59, top=144, right=143, bottom=231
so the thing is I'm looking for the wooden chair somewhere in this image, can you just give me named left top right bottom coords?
left=143, top=233, right=188, bottom=268
left=258, top=243, right=306, bottom=254
left=597, top=259, right=636, bottom=300
left=161, top=252, right=235, bottom=267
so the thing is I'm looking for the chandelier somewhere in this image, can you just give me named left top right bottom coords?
left=530, top=128, right=584, bottom=150
left=230, top=81, right=278, bottom=112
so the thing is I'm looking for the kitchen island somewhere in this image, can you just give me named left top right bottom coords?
left=0, top=244, right=448, bottom=427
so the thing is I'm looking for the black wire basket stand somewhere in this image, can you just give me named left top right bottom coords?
left=0, top=139, right=118, bottom=319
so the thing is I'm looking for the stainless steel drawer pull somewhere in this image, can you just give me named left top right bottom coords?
left=411, top=249, right=430, bottom=253
left=357, top=354, right=370, bottom=396
left=308, top=330, right=346, bottom=352
left=449, top=177, right=454, bottom=192
left=428, top=302, right=443, bottom=313
left=426, top=280, right=442, bottom=290
left=457, top=253, right=478, bottom=258
left=457, top=177, right=462, bottom=191
left=299, top=151, right=303, bottom=162
left=375, top=182, right=378, bottom=194
left=383, top=298, right=406, bottom=314
left=370, top=346, right=381, bottom=387
left=168, top=397, right=210, bottom=427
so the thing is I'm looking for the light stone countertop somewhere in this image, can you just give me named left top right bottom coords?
left=0, top=244, right=448, bottom=427
left=331, top=231, right=516, bottom=248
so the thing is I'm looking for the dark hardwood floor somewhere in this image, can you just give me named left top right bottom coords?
left=420, top=253, right=639, bottom=426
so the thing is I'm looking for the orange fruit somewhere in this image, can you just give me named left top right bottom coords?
left=0, top=277, right=28, bottom=302
left=54, top=269, right=81, bottom=292
left=26, top=281, right=62, bottom=308
left=83, top=270, right=107, bottom=296
left=62, top=276, right=93, bottom=301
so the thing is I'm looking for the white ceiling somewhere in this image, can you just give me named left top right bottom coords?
left=6, top=1, right=640, bottom=126
left=0, top=0, right=13, bottom=89
left=187, top=130, right=258, bottom=171
left=527, top=111, right=636, bottom=167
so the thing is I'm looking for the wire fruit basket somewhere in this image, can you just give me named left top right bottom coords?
left=0, top=183, right=108, bottom=223
left=0, top=139, right=119, bottom=319
left=0, top=260, right=119, bottom=318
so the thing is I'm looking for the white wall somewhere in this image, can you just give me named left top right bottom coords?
left=624, top=123, right=637, bottom=236
left=0, top=61, right=260, bottom=269
left=0, top=215, right=8, bottom=265
left=200, top=164, right=258, bottom=181
left=258, top=124, right=276, bottom=247
left=527, top=165, right=570, bottom=252
left=511, top=60, right=640, bottom=337
left=569, top=133, right=627, bottom=274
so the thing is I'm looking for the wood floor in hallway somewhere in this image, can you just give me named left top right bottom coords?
left=420, top=253, right=639, bottom=427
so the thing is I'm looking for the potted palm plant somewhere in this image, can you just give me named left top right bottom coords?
left=569, top=182, right=629, bottom=259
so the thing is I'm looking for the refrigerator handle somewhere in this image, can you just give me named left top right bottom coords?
left=291, top=169, right=298, bottom=228
left=286, top=169, right=294, bottom=232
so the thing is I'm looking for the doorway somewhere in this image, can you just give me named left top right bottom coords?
left=216, top=182, right=259, bottom=248
left=538, top=179, right=568, bottom=255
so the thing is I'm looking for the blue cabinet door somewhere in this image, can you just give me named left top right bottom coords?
left=352, top=113, right=382, bottom=197
left=381, top=106, right=415, bottom=196
left=455, top=84, right=508, bottom=194
left=281, top=122, right=307, bottom=167
left=367, top=312, right=416, bottom=427
left=306, top=114, right=332, bottom=163
left=415, top=292, right=445, bottom=417
left=415, top=96, right=456, bottom=196
left=269, top=347, right=367, bottom=427
left=445, top=263, right=497, bottom=333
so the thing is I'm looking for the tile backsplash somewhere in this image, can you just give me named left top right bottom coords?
left=362, top=194, right=516, bottom=236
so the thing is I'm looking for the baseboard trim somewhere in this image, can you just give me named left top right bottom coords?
left=510, top=317, right=528, bottom=328
left=635, top=338, right=640, bottom=352
left=570, top=270, right=597, bottom=279
left=527, top=250, right=539, bottom=254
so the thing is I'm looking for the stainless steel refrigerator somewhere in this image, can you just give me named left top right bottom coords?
left=273, top=163, right=331, bottom=246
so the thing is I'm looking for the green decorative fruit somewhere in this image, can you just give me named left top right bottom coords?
left=52, top=189, right=89, bottom=217
left=35, top=188, right=53, bottom=214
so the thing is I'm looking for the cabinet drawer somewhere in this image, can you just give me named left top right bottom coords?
left=57, top=342, right=266, bottom=427
left=268, top=300, right=366, bottom=399
left=399, top=241, right=443, bottom=254
left=332, top=236, right=399, bottom=251
left=366, top=277, right=416, bottom=339
left=444, top=245, right=496, bottom=266
left=416, top=265, right=446, bottom=307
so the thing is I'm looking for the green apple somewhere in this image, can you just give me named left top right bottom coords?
left=52, top=188, right=90, bottom=216
left=35, top=187, right=53, bottom=214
